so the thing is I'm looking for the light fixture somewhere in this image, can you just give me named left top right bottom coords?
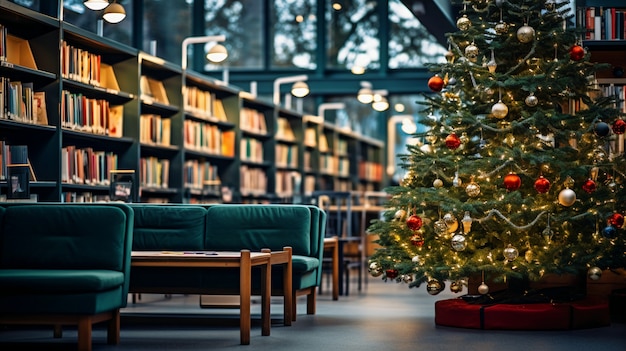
left=273, top=74, right=309, bottom=106
left=357, top=81, right=374, bottom=104
left=102, top=1, right=126, bottom=24
left=83, top=0, right=109, bottom=11
left=317, top=102, right=346, bottom=121
left=181, top=35, right=227, bottom=70
left=291, top=81, right=310, bottom=98
left=206, top=44, right=228, bottom=63
left=372, top=93, right=389, bottom=112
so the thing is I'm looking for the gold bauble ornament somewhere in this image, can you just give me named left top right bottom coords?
left=433, top=219, right=448, bottom=236
left=450, top=280, right=464, bottom=293
left=433, top=178, right=444, bottom=188
left=465, top=181, right=481, bottom=197
left=524, top=249, right=534, bottom=263
left=491, top=100, right=509, bottom=119
left=495, top=21, right=508, bottom=35
left=368, top=262, right=383, bottom=277
left=426, top=279, right=445, bottom=295
left=443, top=213, right=458, bottom=233
left=503, top=244, right=519, bottom=261
left=456, top=15, right=471, bottom=31
left=558, top=188, right=577, bottom=206
left=517, top=24, right=536, bottom=43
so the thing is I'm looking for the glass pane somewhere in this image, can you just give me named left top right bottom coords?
left=9, top=0, right=41, bottom=11
left=64, top=0, right=134, bottom=47
left=204, top=0, right=264, bottom=70
left=144, top=0, right=192, bottom=64
left=271, top=0, right=317, bottom=70
left=327, top=0, right=380, bottom=72
left=388, top=0, right=447, bottom=68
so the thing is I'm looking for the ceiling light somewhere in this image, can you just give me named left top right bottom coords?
left=372, top=94, right=389, bottom=112
left=206, top=44, right=228, bottom=63
left=103, top=2, right=126, bottom=24
left=291, top=81, right=310, bottom=98
left=84, top=0, right=109, bottom=11
left=357, top=87, right=374, bottom=104
left=351, top=65, right=365, bottom=75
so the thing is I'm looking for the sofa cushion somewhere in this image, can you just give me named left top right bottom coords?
left=292, top=255, right=319, bottom=273
left=0, top=269, right=125, bottom=293
left=0, top=205, right=128, bottom=271
left=205, top=205, right=311, bottom=256
left=131, top=204, right=207, bottom=251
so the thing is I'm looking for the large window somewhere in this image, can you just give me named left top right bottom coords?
left=204, top=0, right=264, bottom=70
left=270, top=0, right=317, bottom=69
left=144, top=0, right=192, bottom=63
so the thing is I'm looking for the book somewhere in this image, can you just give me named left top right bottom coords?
left=108, top=105, right=124, bottom=137
left=33, top=91, right=47, bottom=125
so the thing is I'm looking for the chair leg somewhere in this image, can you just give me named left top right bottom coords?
left=77, top=316, right=93, bottom=351
left=107, top=310, right=121, bottom=345
left=306, top=288, right=316, bottom=315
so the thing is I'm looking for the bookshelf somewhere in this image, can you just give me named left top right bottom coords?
left=0, top=1, right=385, bottom=204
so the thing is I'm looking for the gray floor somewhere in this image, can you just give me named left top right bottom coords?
left=1, top=275, right=625, bottom=351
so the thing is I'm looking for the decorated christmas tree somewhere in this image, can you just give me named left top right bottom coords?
left=368, top=0, right=626, bottom=297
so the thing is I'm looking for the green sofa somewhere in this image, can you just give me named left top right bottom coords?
left=0, top=203, right=134, bottom=351
left=128, top=203, right=326, bottom=321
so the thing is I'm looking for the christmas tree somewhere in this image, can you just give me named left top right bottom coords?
left=368, top=0, right=626, bottom=296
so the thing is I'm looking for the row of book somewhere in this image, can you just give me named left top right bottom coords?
left=239, top=165, right=267, bottom=196
left=140, top=114, right=171, bottom=146
left=240, top=137, right=264, bottom=163
left=183, top=159, right=219, bottom=191
left=578, top=6, right=626, bottom=40
left=61, top=146, right=118, bottom=185
left=359, top=161, right=384, bottom=182
left=0, top=78, right=47, bottom=125
left=61, top=40, right=102, bottom=85
left=140, top=156, right=170, bottom=189
left=276, top=117, right=296, bottom=141
left=240, top=107, right=268, bottom=134
left=275, top=170, right=298, bottom=197
left=61, top=90, right=124, bottom=137
left=0, top=142, right=28, bottom=181
left=320, top=154, right=350, bottom=177
left=599, top=83, right=626, bottom=112
left=140, top=76, right=170, bottom=105
left=275, top=143, right=298, bottom=168
left=183, top=119, right=235, bottom=156
left=184, top=86, right=227, bottom=121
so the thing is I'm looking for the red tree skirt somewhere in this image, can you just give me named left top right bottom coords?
left=435, top=297, right=610, bottom=330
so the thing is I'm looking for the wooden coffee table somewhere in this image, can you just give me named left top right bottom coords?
left=131, top=249, right=275, bottom=345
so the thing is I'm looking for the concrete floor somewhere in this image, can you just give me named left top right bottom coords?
left=1, top=275, right=625, bottom=351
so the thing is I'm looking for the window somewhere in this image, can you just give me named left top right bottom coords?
left=271, top=0, right=317, bottom=69
left=144, top=0, right=192, bottom=63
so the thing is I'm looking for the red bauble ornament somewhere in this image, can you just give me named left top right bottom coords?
left=406, top=215, right=423, bottom=231
left=582, top=178, right=597, bottom=193
left=503, top=173, right=521, bottom=191
left=608, top=213, right=625, bottom=228
left=410, top=234, right=425, bottom=247
left=612, top=119, right=626, bottom=135
left=385, top=269, right=399, bottom=279
left=445, top=133, right=461, bottom=149
left=428, top=74, right=445, bottom=92
left=534, top=176, right=551, bottom=193
left=570, top=45, right=585, bottom=61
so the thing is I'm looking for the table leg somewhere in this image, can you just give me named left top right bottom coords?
left=239, top=250, right=251, bottom=345
left=283, top=247, right=293, bottom=325
left=261, top=256, right=271, bottom=336
left=331, top=240, right=339, bottom=300
left=338, top=240, right=345, bottom=296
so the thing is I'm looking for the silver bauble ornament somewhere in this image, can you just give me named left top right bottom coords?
left=456, top=15, right=471, bottom=31
left=588, top=267, right=602, bottom=281
left=478, top=282, right=489, bottom=295
left=517, top=24, right=536, bottom=43
left=503, top=244, right=519, bottom=261
left=451, top=234, right=467, bottom=251
left=433, top=220, right=448, bottom=236
left=402, top=274, right=414, bottom=283
left=369, top=262, right=383, bottom=277
left=452, top=172, right=462, bottom=187
left=426, top=279, right=445, bottom=295
left=558, top=188, right=577, bottom=206
left=465, top=43, right=479, bottom=63
left=525, top=93, right=538, bottom=107
left=491, top=100, right=509, bottom=119
left=394, top=209, right=407, bottom=221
